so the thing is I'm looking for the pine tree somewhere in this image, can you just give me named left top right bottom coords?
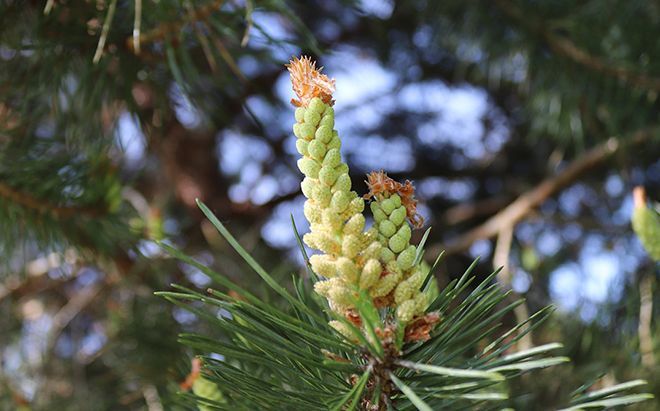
left=1, top=1, right=658, bottom=409
left=159, top=57, right=652, bottom=410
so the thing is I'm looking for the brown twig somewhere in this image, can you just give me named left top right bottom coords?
left=494, top=0, right=660, bottom=91
left=429, top=127, right=657, bottom=258
left=0, top=250, right=79, bottom=302
left=45, top=280, right=105, bottom=357
left=441, top=195, right=512, bottom=225
left=639, top=274, right=655, bottom=368
left=493, top=225, right=532, bottom=350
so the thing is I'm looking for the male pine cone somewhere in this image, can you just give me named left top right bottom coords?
left=287, top=56, right=429, bottom=331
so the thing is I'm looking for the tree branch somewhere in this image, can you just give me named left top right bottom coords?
left=639, top=274, right=655, bottom=368
left=494, top=0, right=660, bottom=91
left=0, top=181, right=106, bottom=219
left=125, top=0, right=226, bottom=53
left=428, top=126, right=657, bottom=258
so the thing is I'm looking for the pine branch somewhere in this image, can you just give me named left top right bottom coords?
left=0, top=181, right=107, bottom=219
left=494, top=0, right=660, bottom=91
left=429, top=126, right=658, bottom=258
left=125, top=0, right=226, bottom=53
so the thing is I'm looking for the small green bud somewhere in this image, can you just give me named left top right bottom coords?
left=313, top=278, right=335, bottom=296
left=330, top=190, right=351, bottom=213
left=391, top=194, right=401, bottom=208
left=396, top=300, right=416, bottom=323
left=342, top=234, right=361, bottom=259
left=319, top=165, right=339, bottom=186
left=332, top=173, right=351, bottom=193
left=319, top=115, right=334, bottom=129
left=370, top=271, right=401, bottom=298
left=336, top=257, right=359, bottom=283
left=414, top=292, right=428, bottom=312
left=312, top=185, right=332, bottom=207
left=295, top=139, right=309, bottom=156
left=389, top=206, right=406, bottom=226
left=329, top=320, right=359, bottom=342
left=328, top=285, right=353, bottom=307
left=322, top=148, right=341, bottom=168
left=373, top=208, right=387, bottom=223
left=327, top=133, right=341, bottom=150
left=396, top=245, right=416, bottom=271
left=346, top=197, right=365, bottom=215
left=322, top=208, right=342, bottom=231
left=397, top=224, right=412, bottom=243
left=370, top=201, right=381, bottom=214
left=298, top=123, right=315, bottom=141
left=304, top=109, right=321, bottom=127
left=408, top=268, right=426, bottom=289
left=310, top=254, right=337, bottom=278
left=360, top=259, right=381, bottom=289
left=324, top=105, right=334, bottom=117
left=300, top=178, right=314, bottom=198
left=308, top=97, right=325, bottom=114
left=315, top=125, right=333, bottom=143
left=344, top=213, right=366, bottom=235
left=379, top=220, right=397, bottom=238
left=632, top=205, right=660, bottom=261
left=380, top=247, right=395, bottom=263
left=307, top=139, right=327, bottom=160
left=304, top=232, right=338, bottom=254
left=388, top=234, right=407, bottom=253
left=381, top=198, right=396, bottom=215
left=303, top=200, right=321, bottom=223
left=394, top=281, right=414, bottom=305
left=297, top=158, right=320, bottom=178
left=336, top=163, right=349, bottom=175
left=362, top=241, right=382, bottom=260
left=192, top=376, right=224, bottom=410
left=294, top=107, right=306, bottom=123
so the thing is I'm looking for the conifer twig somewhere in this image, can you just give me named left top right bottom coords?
left=494, top=0, right=660, bottom=91
left=93, top=0, right=118, bottom=64
left=126, top=0, right=225, bottom=53
left=493, top=225, right=532, bottom=350
left=133, top=0, right=143, bottom=54
left=0, top=181, right=106, bottom=218
left=429, top=126, right=657, bottom=258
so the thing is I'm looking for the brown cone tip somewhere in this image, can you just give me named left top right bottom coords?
left=287, top=56, right=335, bottom=107
left=180, top=357, right=202, bottom=391
left=633, top=186, right=646, bottom=210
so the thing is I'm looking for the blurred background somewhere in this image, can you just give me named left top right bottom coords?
left=0, top=0, right=658, bottom=409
